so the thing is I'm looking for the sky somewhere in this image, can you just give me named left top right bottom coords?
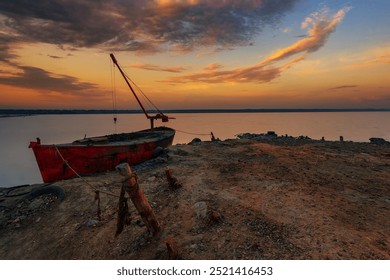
left=0, top=0, right=389, bottom=110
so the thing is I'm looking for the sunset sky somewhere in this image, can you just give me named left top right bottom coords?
left=0, top=0, right=389, bottom=110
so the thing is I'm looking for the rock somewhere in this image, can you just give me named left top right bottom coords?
left=193, top=201, right=208, bottom=219
left=369, top=137, right=389, bottom=145
left=135, top=219, right=145, bottom=227
left=28, top=198, right=44, bottom=210
left=207, top=210, right=224, bottom=225
left=189, top=138, right=202, bottom=145
left=84, top=219, right=99, bottom=227
left=172, top=148, right=189, bottom=156
left=267, top=131, right=277, bottom=137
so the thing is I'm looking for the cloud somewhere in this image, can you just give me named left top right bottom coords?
left=262, top=6, right=351, bottom=65
left=0, top=0, right=300, bottom=60
left=365, top=53, right=390, bottom=65
left=0, top=65, right=103, bottom=97
left=47, top=55, right=63, bottom=59
left=204, top=63, right=224, bottom=71
left=163, top=6, right=351, bottom=84
left=329, top=85, right=358, bottom=90
left=131, top=63, right=187, bottom=73
left=340, top=47, right=390, bottom=70
left=0, top=35, right=19, bottom=62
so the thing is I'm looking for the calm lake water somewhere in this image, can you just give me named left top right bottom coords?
left=1, top=112, right=389, bottom=187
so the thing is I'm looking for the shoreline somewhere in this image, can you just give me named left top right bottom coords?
left=1, top=108, right=389, bottom=117
left=0, top=134, right=389, bottom=259
left=1, top=133, right=388, bottom=188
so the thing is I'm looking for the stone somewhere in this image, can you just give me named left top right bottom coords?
left=193, top=201, right=208, bottom=219
left=369, top=137, right=389, bottom=145
left=28, top=198, right=44, bottom=210
left=189, top=138, right=202, bottom=145
left=84, top=219, right=99, bottom=227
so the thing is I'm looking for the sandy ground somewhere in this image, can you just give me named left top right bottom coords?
left=0, top=135, right=389, bottom=259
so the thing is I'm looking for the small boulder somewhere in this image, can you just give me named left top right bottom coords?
left=193, top=201, right=208, bottom=220
left=84, top=219, right=99, bottom=227
left=369, top=137, right=389, bottom=145
left=189, top=138, right=202, bottom=145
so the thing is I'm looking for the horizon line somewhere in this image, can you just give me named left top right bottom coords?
left=1, top=108, right=390, bottom=116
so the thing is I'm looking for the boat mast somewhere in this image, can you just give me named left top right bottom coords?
left=109, top=53, right=171, bottom=129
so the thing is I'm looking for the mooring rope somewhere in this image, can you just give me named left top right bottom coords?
left=110, top=58, right=118, bottom=130
left=54, top=145, right=120, bottom=198
left=175, top=129, right=212, bottom=136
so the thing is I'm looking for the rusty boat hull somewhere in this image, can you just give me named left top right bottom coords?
left=29, top=127, right=175, bottom=183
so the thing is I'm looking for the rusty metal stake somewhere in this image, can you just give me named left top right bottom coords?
left=95, top=190, right=101, bottom=221
left=115, top=185, right=131, bottom=236
left=165, top=237, right=179, bottom=259
left=116, top=163, right=161, bottom=236
left=165, top=168, right=183, bottom=189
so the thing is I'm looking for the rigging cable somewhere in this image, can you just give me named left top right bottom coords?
left=124, top=72, right=164, bottom=115
left=110, top=58, right=118, bottom=128
left=115, top=59, right=164, bottom=115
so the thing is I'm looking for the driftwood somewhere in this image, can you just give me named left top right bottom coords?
left=116, top=163, right=161, bottom=236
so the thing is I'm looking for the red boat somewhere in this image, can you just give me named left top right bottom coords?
left=29, top=54, right=175, bottom=183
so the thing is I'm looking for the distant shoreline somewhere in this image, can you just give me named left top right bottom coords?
left=1, top=108, right=389, bottom=117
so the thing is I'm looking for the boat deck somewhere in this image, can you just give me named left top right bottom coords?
left=68, top=127, right=174, bottom=146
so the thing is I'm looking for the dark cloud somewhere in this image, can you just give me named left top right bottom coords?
left=330, top=85, right=358, bottom=90
left=295, top=34, right=309, bottom=38
left=47, top=55, right=63, bottom=59
left=0, top=35, right=19, bottom=62
left=0, top=0, right=300, bottom=59
left=0, top=65, right=102, bottom=96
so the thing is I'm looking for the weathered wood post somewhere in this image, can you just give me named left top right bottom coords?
left=116, top=163, right=161, bottom=236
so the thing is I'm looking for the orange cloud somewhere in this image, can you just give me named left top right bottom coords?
left=131, top=63, right=187, bottom=73
left=341, top=47, right=390, bottom=70
left=203, top=63, right=224, bottom=71
left=370, top=53, right=390, bottom=64
left=262, top=6, right=351, bottom=64
left=162, top=6, right=351, bottom=84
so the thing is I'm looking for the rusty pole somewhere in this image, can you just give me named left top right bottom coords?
left=116, top=163, right=161, bottom=236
